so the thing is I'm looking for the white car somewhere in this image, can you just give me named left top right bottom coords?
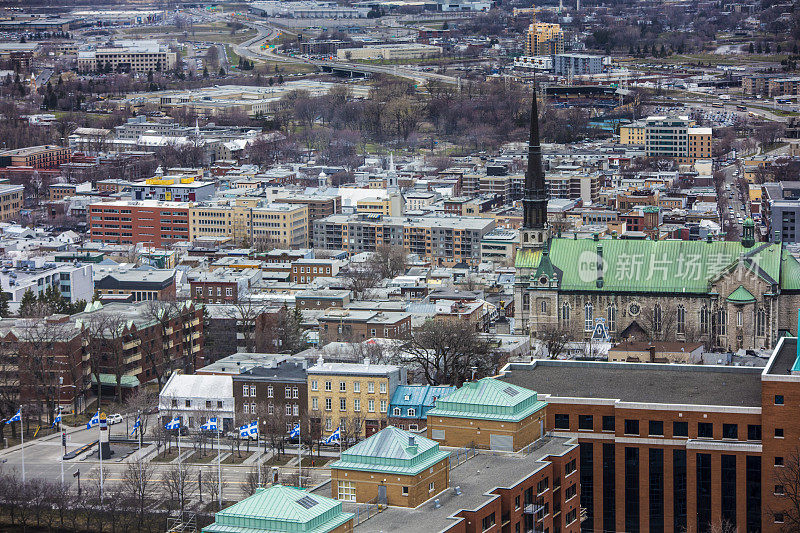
left=108, top=413, right=123, bottom=425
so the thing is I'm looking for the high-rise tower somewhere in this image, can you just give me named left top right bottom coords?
left=520, top=83, right=548, bottom=249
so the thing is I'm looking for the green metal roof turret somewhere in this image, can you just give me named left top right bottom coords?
left=742, top=217, right=755, bottom=248
left=426, top=377, right=547, bottom=423
left=726, top=285, right=756, bottom=304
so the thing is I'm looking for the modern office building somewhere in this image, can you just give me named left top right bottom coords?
left=553, top=54, right=603, bottom=76
left=131, top=175, right=215, bottom=203
left=189, top=200, right=309, bottom=248
left=644, top=116, right=712, bottom=164
left=77, top=40, right=176, bottom=73
left=88, top=200, right=190, bottom=247
left=0, top=145, right=70, bottom=169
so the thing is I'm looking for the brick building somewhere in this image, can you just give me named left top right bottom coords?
left=291, top=258, right=341, bottom=284
left=94, top=268, right=176, bottom=302
left=232, top=359, right=308, bottom=434
left=0, top=145, right=70, bottom=169
left=89, top=200, right=190, bottom=247
left=426, top=377, right=548, bottom=452
left=317, top=309, right=412, bottom=344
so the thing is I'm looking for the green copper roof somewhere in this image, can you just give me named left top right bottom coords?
left=426, top=377, right=547, bottom=423
left=202, top=485, right=353, bottom=533
left=726, top=285, right=756, bottom=303
left=515, top=238, right=798, bottom=294
left=330, top=426, right=450, bottom=476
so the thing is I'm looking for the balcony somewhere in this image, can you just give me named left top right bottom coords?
left=523, top=503, right=544, bottom=515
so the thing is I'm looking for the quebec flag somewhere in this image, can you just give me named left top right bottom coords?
left=86, top=411, right=100, bottom=430
left=289, top=423, right=300, bottom=438
left=164, top=416, right=181, bottom=430
left=52, top=409, right=61, bottom=428
left=324, top=426, right=341, bottom=444
left=201, top=418, right=219, bottom=432
left=239, top=420, right=258, bottom=439
left=5, top=408, right=21, bottom=424
left=129, top=416, right=141, bottom=437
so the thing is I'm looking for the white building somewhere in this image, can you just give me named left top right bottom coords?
left=77, top=40, right=176, bottom=74
left=0, top=258, right=94, bottom=311
left=158, top=373, right=235, bottom=431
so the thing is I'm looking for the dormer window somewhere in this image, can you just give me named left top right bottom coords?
left=539, top=275, right=548, bottom=285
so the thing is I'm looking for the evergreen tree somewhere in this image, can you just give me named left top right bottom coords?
left=203, top=66, right=209, bottom=78
left=219, top=67, right=226, bottom=76
left=277, top=74, right=284, bottom=84
left=749, top=42, right=754, bottom=54
left=0, top=293, right=10, bottom=318
left=18, top=289, right=38, bottom=317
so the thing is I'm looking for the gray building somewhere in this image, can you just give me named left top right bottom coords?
left=552, top=53, right=603, bottom=76
left=764, top=181, right=800, bottom=242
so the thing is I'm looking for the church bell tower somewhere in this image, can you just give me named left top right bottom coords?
left=520, top=82, right=548, bottom=249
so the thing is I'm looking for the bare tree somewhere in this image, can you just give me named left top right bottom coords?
left=141, top=299, right=183, bottom=389
left=122, top=458, right=156, bottom=529
left=773, top=447, right=800, bottom=532
left=84, top=312, right=130, bottom=405
left=640, top=302, right=677, bottom=342
left=162, top=463, right=195, bottom=514
left=339, top=414, right=365, bottom=446
left=406, top=320, right=496, bottom=386
left=224, top=300, right=269, bottom=353
left=366, top=245, right=408, bottom=280
left=536, top=323, right=573, bottom=359
left=341, top=262, right=382, bottom=300
left=243, top=468, right=261, bottom=497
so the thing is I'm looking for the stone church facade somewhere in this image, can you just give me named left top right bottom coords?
left=514, top=227, right=800, bottom=352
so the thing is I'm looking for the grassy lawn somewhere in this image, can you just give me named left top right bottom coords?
left=264, top=454, right=292, bottom=466
left=151, top=448, right=181, bottom=463
left=747, top=105, right=799, bottom=117
left=222, top=451, right=254, bottom=464
left=121, top=23, right=257, bottom=46
left=301, top=456, right=330, bottom=467
left=628, top=52, right=788, bottom=66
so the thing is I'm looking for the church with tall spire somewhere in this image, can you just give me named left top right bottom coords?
left=513, top=85, right=800, bottom=352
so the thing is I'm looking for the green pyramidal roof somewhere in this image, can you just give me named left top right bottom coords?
left=427, top=377, right=546, bottom=422
left=727, top=285, right=756, bottom=303
left=202, top=485, right=353, bottom=533
left=515, top=238, right=800, bottom=293
left=331, top=426, right=450, bottom=475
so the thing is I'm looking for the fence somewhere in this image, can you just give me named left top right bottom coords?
left=166, top=512, right=197, bottom=533
left=352, top=497, right=386, bottom=525
left=448, top=446, right=477, bottom=470
left=520, top=432, right=554, bottom=456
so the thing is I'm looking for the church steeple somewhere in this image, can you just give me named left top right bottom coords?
left=521, top=80, right=548, bottom=249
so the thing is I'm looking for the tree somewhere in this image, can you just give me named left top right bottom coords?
left=18, top=289, right=44, bottom=318
left=406, top=320, right=496, bottom=386
left=772, top=447, right=800, bottom=532
left=536, top=323, right=573, bottom=359
left=341, top=262, right=382, bottom=300
left=141, top=299, right=184, bottom=389
left=162, top=463, right=195, bottom=514
left=205, top=46, right=220, bottom=71
left=84, top=312, right=130, bottom=407
left=122, top=459, right=156, bottom=530
left=224, top=300, right=270, bottom=353
left=367, top=245, right=408, bottom=279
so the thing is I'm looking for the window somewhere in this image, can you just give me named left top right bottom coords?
left=737, top=310, right=743, bottom=327
left=268, top=404, right=274, bottom=414
left=718, top=308, right=727, bottom=336
left=698, top=423, right=713, bottom=438
left=206, top=400, right=212, bottom=409
left=700, top=306, right=709, bottom=334
left=340, top=382, right=346, bottom=392
left=285, top=386, right=291, bottom=398
left=243, top=404, right=249, bottom=414
left=561, top=302, right=570, bottom=325
left=585, top=303, right=593, bottom=331
left=775, top=395, right=784, bottom=405
left=677, top=305, right=685, bottom=334
left=368, top=399, right=375, bottom=412
left=408, top=408, right=416, bottom=417
left=249, top=386, right=255, bottom=397
left=353, top=382, right=360, bottom=393
left=653, top=304, right=663, bottom=333
left=185, top=400, right=191, bottom=407
left=338, top=481, right=356, bottom=502
left=380, top=400, right=387, bottom=413
left=757, top=308, right=766, bottom=337
left=354, top=399, right=360, bottom=412
left=312, top=397, right=318, bottom=410
left=541, top=300, right=547, bottom=314
left=368, top=382, right=374, bottom=393
left=673, top=421, right=688, bottom=437
left=380, top=382, right=387, bottom=394
left=285, top=404, right=291, bottom=416
left=554, top=414, right=569, bottom=429
left=649, top=420, right=664, bottom=436
left=243, top=385, right=249, bottom=397
left=565, top=483, right=577, bottom=499
left=481, top=512, right=495, bottom=531
left=775, top=428, right=784, bottom=438
left=537, top=478, right=549, bottom=493
left=515, top=496, right=520, bottom=510
left=775, top=456, right=784, bottom=466
left=608, top=304, right=616, bottom=331
left=293, top=404, right=299, bottom=416
left=325, top=418, right=332, bottom=431
left=340, top=398, right=346, bottom=411
left=578, top=415, right=593, bottom=430
left=624, top=419, right=639, bottom=435
left=402, top=486, right=409, bottom=495
left=409, top=424, right=418, bottom=431
left=393, top=407, right=401, bottom=416
left=311, top=380, right=318, bottom=391
left=429, top=482, right=435, bottom=492
left=565, top=459, right=576, bottom=475
left=775, top=513, right=784, bottom=524
left=217, top=401, right=223, bottom=408
left=748, top=424, right=762, bottom=441
left=522, top=293, right=530, bottom=312
left=325, top=398, right=332, bottom=411
left=723, top=424, right=738, bottom=440
left=226, top=287, right=232, bottom=297
left=565, top=509, right=577, bottom=525
left=325, top=381, right=332, bottom=391
left=602, top=416, right=615, bottom=431
left=267, top=386, right=273, bottom=398
left=292, top=387, right=299, bottom=399
left=775, top=485, right=785, bottom=495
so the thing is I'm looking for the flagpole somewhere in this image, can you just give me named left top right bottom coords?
left=20, top=406, right=24, bottom=483
left=98, top=413, right=103, bottom=502
left=178, top=419, right=182, bottom=512
left=297, top=420, right=301, bottom=488
left=217, top=423, right=222, bottom=510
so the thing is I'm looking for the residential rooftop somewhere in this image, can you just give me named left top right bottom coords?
left=498, top=360, right=763, bottom=407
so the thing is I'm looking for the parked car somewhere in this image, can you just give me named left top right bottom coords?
left=108, top=413, right=123, bottom=425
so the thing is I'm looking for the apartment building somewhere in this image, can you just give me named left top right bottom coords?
left=767, top=77, right=800, bottom=97
left=553, top=53, right=603, bottom=76
left=188, top=268, right=261, bottom=304
left=546, top=172, right=600, bottom=205
left=49, top=182, right=91, bottom=202
left=275, top=193, right=341, bottom=241
left=644, top=116, right=712, bottom=164
left=77, top=41, right=176, bottom=73
left=387, top=384, right=456, bottom=431
left=525, top=21, right=564, bottom=56
left=0, top=259, right=93, bottom=309
left=742, top=74, right=782, bottom=96
left=355, top=195, right=403, bottom=217
left=290, top=258, right=341, bottom=284
left=189, top=201, right=308, bottom=249
left=480, top=228, right=519, bottom=265
left=404, top=191, right=438, bottom=212
left=114, top=115, right=185, bottom=140
left=94, top=268, right=176, bottom=301
left=313, top=214, right=495, bottom=267
left=0, top=184, right=23, bottom=221
left=295, top=289, right=351, bottom=310
left=232, top=359, right=308, bottom=434
left=620, top=121, right=646, bottom=145
left=131, top=175, right=215, bottom=202
left=688, top=127, right=713, bottom=161
left=0, top=145, right=70, bottom=169
left=307, top=361, right=406, bottom=439
left=317, top=309, right=412, bottom=344
left=88, top=200, right=190, bottom=247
